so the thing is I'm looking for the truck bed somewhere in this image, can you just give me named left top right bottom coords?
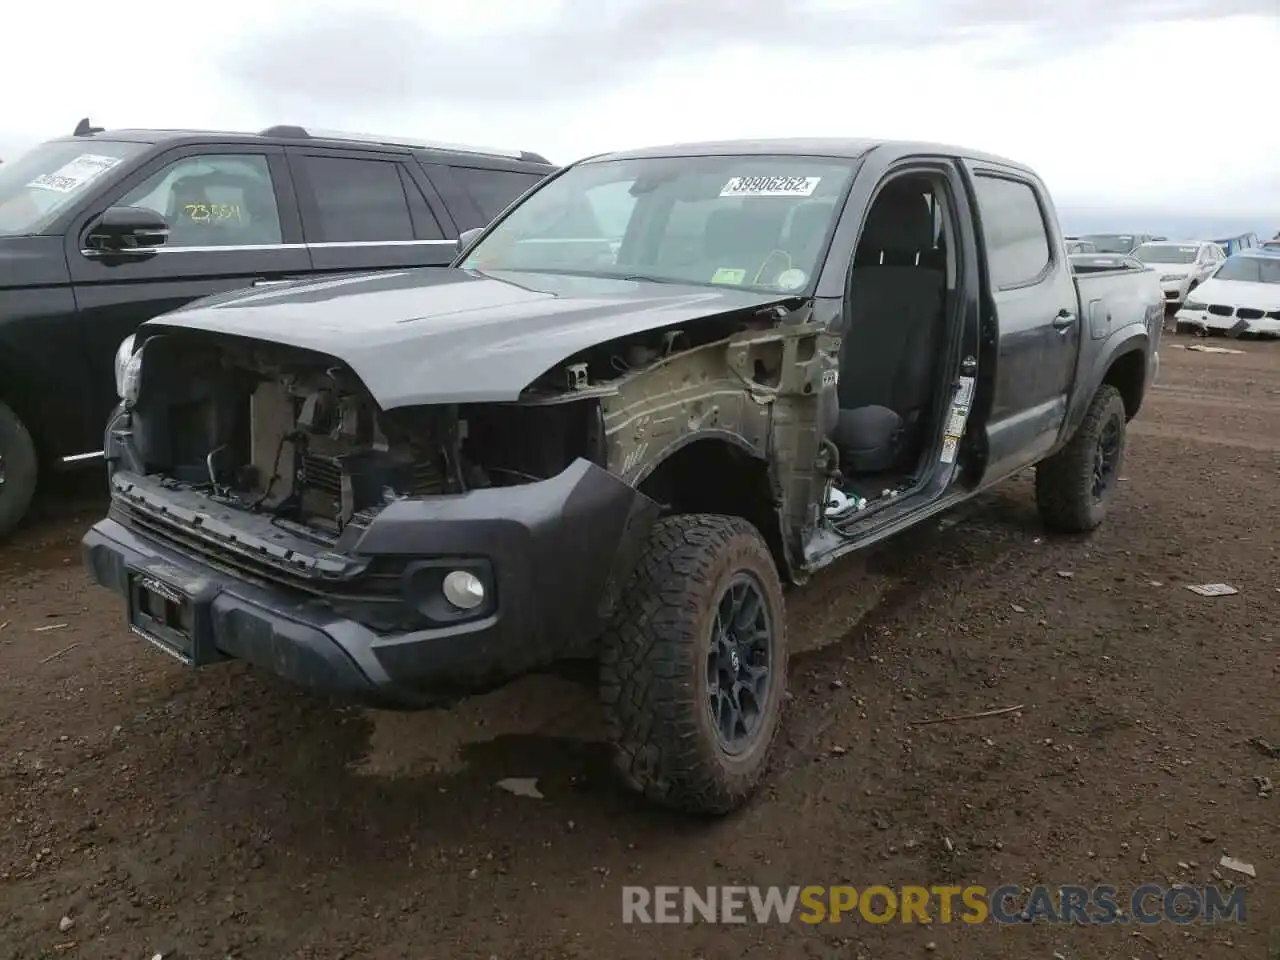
left=1069, top=253, right=1163, bottom=342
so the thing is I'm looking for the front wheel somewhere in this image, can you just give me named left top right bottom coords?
left=1034, top=384, right=1127, bottom=534
left=0, top=401, right=39, bottom=541
left=599, top=514, right=788, bottom=815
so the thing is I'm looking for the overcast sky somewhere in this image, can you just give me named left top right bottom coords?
left=3, top=0, right=1278, bottom=220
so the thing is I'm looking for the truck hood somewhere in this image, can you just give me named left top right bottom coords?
left=142, top=268, right=799, bottom=408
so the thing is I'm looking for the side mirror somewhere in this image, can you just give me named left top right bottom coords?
left=84, top=205, right=169, bottom=258
left=457, top=227, right=484, bottom=253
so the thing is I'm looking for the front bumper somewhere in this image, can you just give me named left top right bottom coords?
left=1174, top=306, right=1280, bottom=336
left=1159, top=278, right=1190, bottom=303
left=82, top=460, right=660, bottom=708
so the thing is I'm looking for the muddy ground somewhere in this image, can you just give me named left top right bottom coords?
left=1, top=333, right=1277, bottom=960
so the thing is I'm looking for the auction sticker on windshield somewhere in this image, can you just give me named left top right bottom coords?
left=27, top=154, right=123, bottom=194
left=711, top=267, right=747, bottom=284
left=720, top=176, right=821, bottom=198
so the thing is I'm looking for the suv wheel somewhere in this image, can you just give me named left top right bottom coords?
left=1034, top=384, right=1127, bottom=534
left=0, top=401, right=38, bottom=541
left=600, top=513, right=787, bottom=815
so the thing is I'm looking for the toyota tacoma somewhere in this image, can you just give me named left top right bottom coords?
left=82, top=138, right=1162, bottom=814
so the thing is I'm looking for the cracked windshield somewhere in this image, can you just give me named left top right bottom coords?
left=461, top=155, right=855, bottom=292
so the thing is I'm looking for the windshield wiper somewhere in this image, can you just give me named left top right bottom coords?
left=619, top=274, right=677, bottom=284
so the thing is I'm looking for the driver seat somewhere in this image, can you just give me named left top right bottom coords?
left=831, top=180, right=946, bottom=474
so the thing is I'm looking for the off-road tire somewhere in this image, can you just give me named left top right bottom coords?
left=0, top=401, right=38, bottom=541
left=1034, top=384, right=1127, bottom=534
left=599, top=513, right=787, bottom=815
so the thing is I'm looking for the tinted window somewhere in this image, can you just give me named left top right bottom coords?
left=451, top=167, right=544, bottom=222
left=1079, top=233, right=1138, bottom=254
left=117, top=154, right=281, bottom=247
left=973, top=175, right=1052, bottom=287
left=301, top=156, right=413, bottom=242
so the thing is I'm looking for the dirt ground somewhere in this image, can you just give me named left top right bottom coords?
left=1, top=333, right=1277, bottom=960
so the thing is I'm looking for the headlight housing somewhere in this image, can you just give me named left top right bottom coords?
left=113, top=334, right=142, bottom=405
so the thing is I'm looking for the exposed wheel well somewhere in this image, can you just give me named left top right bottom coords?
left=1102, top=349, right=1146, bottom=419
left=637, top=437, right=789, bottom=578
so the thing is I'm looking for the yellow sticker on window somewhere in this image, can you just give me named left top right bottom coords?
left=183, top=203, right=243, bottom=223
left=711, top=267, right=746, bottom=285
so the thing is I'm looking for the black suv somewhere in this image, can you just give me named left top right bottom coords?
left=0, top=119, right=554, bottom=538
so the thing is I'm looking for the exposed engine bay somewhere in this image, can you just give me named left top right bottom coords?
left=125, top=334, right=606, bottom=542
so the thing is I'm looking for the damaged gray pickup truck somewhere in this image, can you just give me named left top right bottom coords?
left=82, top=138, right=1163, bottom=815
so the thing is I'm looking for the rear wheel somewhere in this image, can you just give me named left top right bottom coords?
left=599, top=514, right=787, bottom=815
left=0, top=401, right=38, bottom=541
left=1034, top=385, right=1127, bottom=534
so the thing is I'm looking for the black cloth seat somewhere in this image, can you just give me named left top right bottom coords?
left=832, top=180, right=946, bottom=474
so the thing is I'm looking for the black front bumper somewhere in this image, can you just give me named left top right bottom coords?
left=82, top=459, right=660, bottom=709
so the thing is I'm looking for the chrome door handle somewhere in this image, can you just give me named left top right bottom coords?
left=1052, top=311, right=1076, bottom=330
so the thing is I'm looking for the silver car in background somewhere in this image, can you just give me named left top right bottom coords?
left=1130, top=239, right=1225, bottom=306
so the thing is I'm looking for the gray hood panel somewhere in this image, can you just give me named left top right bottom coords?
left=144, top=268, right=793, bottom=408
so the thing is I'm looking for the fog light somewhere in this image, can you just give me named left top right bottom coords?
left=442, top=570, right=485, bottom=610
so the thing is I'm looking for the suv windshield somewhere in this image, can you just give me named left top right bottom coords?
left=460, top=155, right=857, bottom=293
left=0, top=139, right=146, bottom=237
left=1079, top=234, right=1138, bottom=254
left=1213, top=254, right=1280, bottom=284
left=1133, top=243, right=1198, bottom=264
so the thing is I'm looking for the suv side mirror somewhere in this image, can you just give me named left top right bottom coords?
left=457, top=227, right=484, bottom=254
left=84, top=205, right=170, bottom=258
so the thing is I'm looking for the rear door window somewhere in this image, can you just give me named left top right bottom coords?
left=972, top=175, right=1052, bottom=288
left=449, top=166, right=545, bottom=222
left=297, top=155, right=415, bottom=243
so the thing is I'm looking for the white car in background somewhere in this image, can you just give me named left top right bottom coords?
left=1130, top=239, right=1225, bottom=306
left=1173, top=250, right=1280, bottom=337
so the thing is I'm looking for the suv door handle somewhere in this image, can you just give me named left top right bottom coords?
left=1052, top=311, right=1076, bottom=330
